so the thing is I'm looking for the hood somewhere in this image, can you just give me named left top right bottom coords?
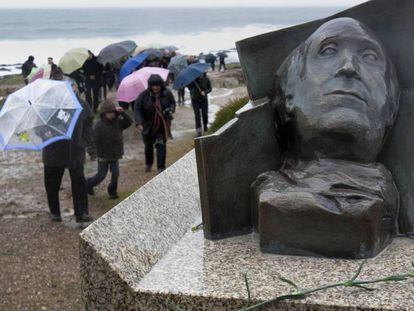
left=148, top=74, right=166, bottom=91
left=99, top=101, right=117, bottom=116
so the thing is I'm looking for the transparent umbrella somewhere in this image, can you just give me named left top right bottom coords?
left=168, top=55, right=188, bottom=76
left=0, top=79, right=83, bottom=151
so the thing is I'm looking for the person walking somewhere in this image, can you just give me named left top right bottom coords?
left=42, top=70, right=93, bottom=223
left=86, top=101, right=132, bottom=199
left=219, top=53, right=227, bottom=71
left=188, top=73, right=212, bottom=137
left=21, top=56, right=37, bottom=85
left=82, top=50, right=103, bottom=113
left=134, top=74, right=175, bottom=173
left=209, top=59, right=215, bottom=71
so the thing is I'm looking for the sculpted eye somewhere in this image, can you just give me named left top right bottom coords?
left=319, top=45, right=337, bottom=56
left=362, top=50, right=379, bottom=63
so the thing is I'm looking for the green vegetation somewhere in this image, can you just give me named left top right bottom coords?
left=227, top=63, right=242, bottom=70
left=0, top=74, right=24, bottom=86
left=208, top=96, right=249, bottom=134
left=240, top=260, right=414, bottom=310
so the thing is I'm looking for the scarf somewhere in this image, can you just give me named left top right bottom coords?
left=152, top=95, right=172, bottom=140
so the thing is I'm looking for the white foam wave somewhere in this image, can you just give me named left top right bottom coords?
left=0, top=23, right=281, bottom=76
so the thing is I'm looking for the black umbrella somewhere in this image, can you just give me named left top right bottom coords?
left=97, top=40, right=137, bottom=64
left=217, top=51, right=228, bottom=58
left=163, top=45, right=179, bottom=53
left=205, top=53, right=217, bottom=63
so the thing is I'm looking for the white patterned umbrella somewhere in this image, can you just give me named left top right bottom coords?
left=0, top=79, right=83, bottom=151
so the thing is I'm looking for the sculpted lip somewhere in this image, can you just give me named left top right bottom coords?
left=324, top=90, right=367, bottom=103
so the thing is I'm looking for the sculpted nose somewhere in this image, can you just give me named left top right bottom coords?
left=335, top=56, right=361, bottom=80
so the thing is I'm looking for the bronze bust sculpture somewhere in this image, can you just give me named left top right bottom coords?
left=252, top=17, right=400, bottom=258
left=195, top=0, right=414, bottom=260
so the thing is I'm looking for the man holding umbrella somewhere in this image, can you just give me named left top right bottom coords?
left=218, top=51, right=228, bottom=71
left=188, top=73, right=212, bottom=137
left=43, top=69, right=94, bottom=222
left=173, top=62, right=211, bottom=137
left=0, top=68, right=93, bottom=223
left=82, top=50, right=103, bottom=113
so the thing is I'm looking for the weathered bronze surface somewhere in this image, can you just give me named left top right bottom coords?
left=249, top=18, right=400, bottom=258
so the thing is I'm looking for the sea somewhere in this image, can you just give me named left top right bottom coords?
left=0, top=7, right=345, bottom=76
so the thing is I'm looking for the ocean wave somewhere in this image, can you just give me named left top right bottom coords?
left=0, top=23, right=281, bottom=67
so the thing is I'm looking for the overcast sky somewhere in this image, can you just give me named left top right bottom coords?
left=2, top=0, right=367, bottom=8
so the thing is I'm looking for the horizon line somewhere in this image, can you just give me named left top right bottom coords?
left=0, top=5, right=347, bottom=9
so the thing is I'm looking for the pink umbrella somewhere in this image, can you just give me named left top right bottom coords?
left=29, top=68, right=44, bottom=83
left=116, top=67, right=170, bottom=103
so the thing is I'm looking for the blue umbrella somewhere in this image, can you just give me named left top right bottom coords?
left=119, top=52, right=149, bottom=82
left=0, top=79, right=83, bottom=151
left=173, top=63, right=210, bottom=90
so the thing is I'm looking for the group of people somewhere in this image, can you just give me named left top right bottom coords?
left=20, top=48, right=214, bottom=224
left=21, top=56, right=57, bottom=85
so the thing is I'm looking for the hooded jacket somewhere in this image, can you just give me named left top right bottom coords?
left=134, top=74, right=176, bottom=138
left=88, top=102, right=133, bottom=161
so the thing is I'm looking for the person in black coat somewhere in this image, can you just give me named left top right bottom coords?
left=134, top=74, right=175, bottom=173
left=42, top=74, right=93, bottom=223
left=86, top=101, right=132, bottom=199
left=82, top=50, right=103, bottom=113
left=21, top=55, right=37, bottom=85
left=218, top=53, right=227, bottom=71
left=188, top=73, right=212, bottom=137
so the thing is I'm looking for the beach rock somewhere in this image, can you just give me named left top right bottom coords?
left=210, top=68, right=244, bottom=89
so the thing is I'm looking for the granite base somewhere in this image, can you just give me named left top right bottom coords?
left=80, top=150, right=414, bottom=310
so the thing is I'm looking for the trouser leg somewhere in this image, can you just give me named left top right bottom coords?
left=87, top=161, right=109, bottom=188
left=192, top=100, right=202, bottom=129
left=201, top=99, right=209, bottom=129
left=85, top=81, right=93, bottom=109
left=69, top=165, right=88, bottom=217
left=144, top=141, right=154, bottom=167
left=92, top=83, right=100, bottom=112
left=44, top=165, right=65, bottom=216
left=108, top=161, right=120, bottom=196
left=102, top=84, right=107, bottom=101
left=178, top=89, right=185, bottom=104
left=155, top=140, right=167, bottom=170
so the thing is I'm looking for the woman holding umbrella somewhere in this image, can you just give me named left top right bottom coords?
left=134, top=74, right=175, bottom=173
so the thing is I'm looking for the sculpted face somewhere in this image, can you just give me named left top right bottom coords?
left=280, top=18, right=399, bottom=162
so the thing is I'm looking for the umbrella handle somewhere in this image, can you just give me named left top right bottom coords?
left=194, top=81, right=203, bottom=95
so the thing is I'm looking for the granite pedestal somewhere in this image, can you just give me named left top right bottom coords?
left=80, top=150, right=414, bottom=310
